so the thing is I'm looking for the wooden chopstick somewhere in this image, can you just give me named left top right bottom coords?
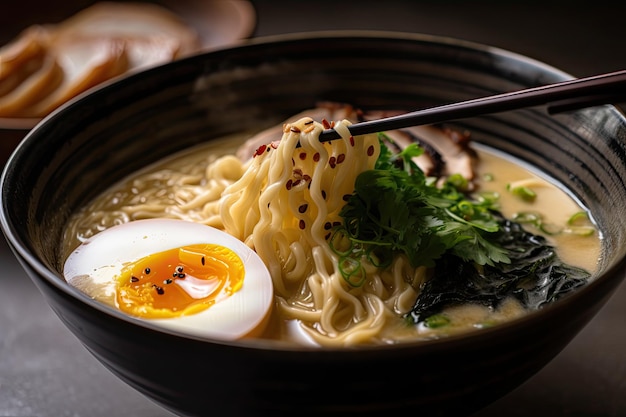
left=318, top=69, right=626, bottom=142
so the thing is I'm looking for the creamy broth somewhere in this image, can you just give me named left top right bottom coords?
left=62, top=122, right=601, bottom=346
left=395, top=146, right=601, bottom=341
left=476, top=149, right=600, bottom=272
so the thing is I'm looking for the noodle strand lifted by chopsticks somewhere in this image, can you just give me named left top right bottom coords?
left=220, top=118, right=418, bottom=345
left=65, top=117, right=421, bottom=346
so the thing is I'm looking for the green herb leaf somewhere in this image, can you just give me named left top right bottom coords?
left=334, top=139, right=509, bottom=287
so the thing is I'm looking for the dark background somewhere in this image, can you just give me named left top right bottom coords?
left=2, top=1, right=626, bottom=416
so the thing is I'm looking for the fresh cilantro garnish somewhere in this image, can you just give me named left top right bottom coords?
left=332, top=135, right=509, bottom=286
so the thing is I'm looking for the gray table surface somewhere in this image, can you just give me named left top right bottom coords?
left=2, top=1, right=626, bottom=416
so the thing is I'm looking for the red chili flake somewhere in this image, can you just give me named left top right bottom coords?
left=299, top=219, right=306, bottom=230
left=322, top=119, right=331, bottom=129
left=201, top=256, right=205, bottom=266
left=298, top=204, right=308, bottom=213
left=286, top=179, right=293, bottom=190
left=304, top=119, right=314, bottom=125
left=342, top=194, right=351, bottom=201
left=153, top=285, right=164, bottom=295
left=291, top=126, right=301, bottom=133
left=321, top=190, right=327, bottom=199
left=333, top=221, right=342, bottom=227
left=367, top=145, right=375, bottom=156
left=313, top=152, right=320, bottom=162
left=131, top=276, right=139, bottom=282
left=325, top=232, right=331, bottom=240
left=164, top=279, right=173, bottom=285
left=349, top=136, right=355, bottom=147
left=253, top=144, right=267, bottom=158
left=299, top=152, right=307, bottom=160
left=303, top=174, right=311, bottom=182
left=337, top=154, right=345, bottom=164
left=324, top=222, right=332, bottom=230
left=329, top=156, right=337, bottom=168
left=270, top=141, right=279, bottom=149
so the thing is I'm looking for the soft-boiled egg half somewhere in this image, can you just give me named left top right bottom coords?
left=63, top=218, right=273, bottom=340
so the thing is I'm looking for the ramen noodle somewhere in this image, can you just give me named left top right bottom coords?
left=63, top=112, right=601, bottom=346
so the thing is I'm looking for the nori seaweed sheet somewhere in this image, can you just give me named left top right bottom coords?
left=406, top=212, right=592, bottom=324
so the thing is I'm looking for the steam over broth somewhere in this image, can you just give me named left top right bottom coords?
left=62, top=113, right=600, bottom=346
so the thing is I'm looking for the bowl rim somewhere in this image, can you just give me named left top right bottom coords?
left=2, top=29, right=625, bottom=352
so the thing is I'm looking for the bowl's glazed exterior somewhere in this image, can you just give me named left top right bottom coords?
left=2, top=32, right=626, bottom=417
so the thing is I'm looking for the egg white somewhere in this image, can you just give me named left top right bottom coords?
left=63, top=218, right=273, bottom=341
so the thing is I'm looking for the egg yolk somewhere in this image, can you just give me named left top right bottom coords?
left=115, top=244, right=245, bottom=318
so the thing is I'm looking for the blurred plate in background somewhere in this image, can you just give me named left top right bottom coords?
left=0, top=0, right=256, bottom=164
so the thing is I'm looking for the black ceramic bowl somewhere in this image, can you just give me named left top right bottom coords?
left=2, top=32, right=626, bottom=417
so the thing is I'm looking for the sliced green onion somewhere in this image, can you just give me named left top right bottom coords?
left=447, top=173, right=469, bottom=190
left=424, top=314, right=450, bottom=328
left=339, top=256, right=366, bottom=287
left=329, top=229, right=353, bottom=256
left=366, top=247, right=392, bottom=269
left=477, top=191, right=500, bottom=204
left=568, top=211, right=590, bottom=225
left=456, top=200, right=475, bottom=217
left=539, top=222, right=563, bottom=235
left=508, top=185, right=537, bottom=202
left=564, top=212, right=596, bottom=236
left=513, top=211, right=542, bottom=225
